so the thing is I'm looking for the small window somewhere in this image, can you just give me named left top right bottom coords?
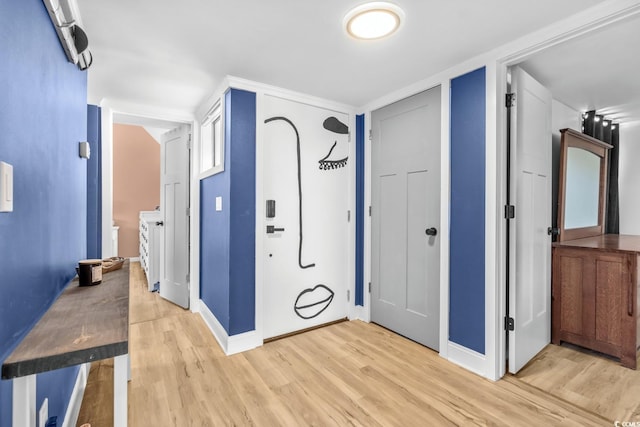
left=200, top=102, right=223, bottom=176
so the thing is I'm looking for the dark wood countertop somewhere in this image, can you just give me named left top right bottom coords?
left=553, top=234, right=640, bottom=254
left=2, top=260, right=129, bottom=379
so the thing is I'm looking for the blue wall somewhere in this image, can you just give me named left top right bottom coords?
left=200, top=88, right=256, bottom=336
left=87, top=105, right=102, bottom=259
left=449, top=67, right=486, bottom=355
left=355, top=114, right=365, bottom=306
left=0, top=0, right=88, bottom=424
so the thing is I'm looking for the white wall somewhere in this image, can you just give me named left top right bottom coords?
left=551, top=100, right=581, bottom=229
left=618, top=122, right=640, bottom=235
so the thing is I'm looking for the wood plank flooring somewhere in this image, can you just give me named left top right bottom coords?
left=78, top=262, right=612, bottom=426
left=516, top=343, right=640, bottom=422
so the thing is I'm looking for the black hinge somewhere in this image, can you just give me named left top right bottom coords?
left=368, top=282, right=371, bottom=293
left=505, top=316, right=515, bottom=331
left=506, top=93, right=516, bottom=108
left=505, top=205, right=515, bottom=219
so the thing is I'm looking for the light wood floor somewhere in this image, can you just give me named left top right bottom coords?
left=517, top=342, right=640, bottom=422
left=78, top=262, right=613, bottom=426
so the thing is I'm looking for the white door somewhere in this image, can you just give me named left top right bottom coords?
left=262, top=95, right=349, bottom=339
left=508, top=66, right=552, bottom=373
left=160, top=125, right=190, bottom=309
left=371, top=87, right=441, bottom=350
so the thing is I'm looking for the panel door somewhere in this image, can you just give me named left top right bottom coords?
left=508, top=66, right=552, bottom=373
left=371, top=87, right=441, bottom=350
left=160, top=125, right=190, bottom=309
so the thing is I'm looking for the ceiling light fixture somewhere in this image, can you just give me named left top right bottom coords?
left=344, top=2, right=404, bottom=40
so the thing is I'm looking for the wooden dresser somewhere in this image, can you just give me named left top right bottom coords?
left=552, top=234, right=640, bottom=369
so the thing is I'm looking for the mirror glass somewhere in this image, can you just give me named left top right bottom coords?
left=564, top=147, right=600, bottom=229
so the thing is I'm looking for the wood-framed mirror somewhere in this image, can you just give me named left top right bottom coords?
left=557, top=128, right=612, bottom=242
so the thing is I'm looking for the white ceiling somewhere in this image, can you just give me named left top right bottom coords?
left=520, top=12, right=640, bottom=125
left=81, top=0, right=614, bottom=113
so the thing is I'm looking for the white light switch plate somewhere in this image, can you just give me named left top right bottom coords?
left=215, top=196, right=222, bottom=212
left=0, top=161, right=13, bottom=212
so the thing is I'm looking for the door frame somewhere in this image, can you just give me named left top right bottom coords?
left=99, top=100, right=198, bottom=309
left=255, top=82, right=357, bottom=343
left=494, top=2, right=640, bottom=379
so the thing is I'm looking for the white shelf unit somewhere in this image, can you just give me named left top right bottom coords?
left=139, top=210, right=162, bottom=291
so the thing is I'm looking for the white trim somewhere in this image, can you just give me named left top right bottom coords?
left=13, top=375, right=35, bottom=427
left=198, top=100, right=225, bottom=179
left=484, top=63, right=500, bottom=381
left=438, top=82, right=451, bottom=359
left=198, top=300, right=229, bottom=351
left=197, top=300, right=262, bottom=355
left=227, top=330, right=261, bottom=355
left=253, top=91, right=265, bottom=343
left=113, top=354, right=127, bottom=427
left=362, top=112, right=372, bottom=324
left=98, top=99, right=200, bottom=311
left=447, top=341, right=487, bottom=377
left=61, top=363, right=89, bottom=427
left=128, top=256, right=140, bottom=262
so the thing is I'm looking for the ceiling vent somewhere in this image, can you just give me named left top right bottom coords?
left=42, top=0, right=92, bottom=70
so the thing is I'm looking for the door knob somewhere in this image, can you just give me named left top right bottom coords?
left=425, top=227, right=437, bottom=236
left=155, top=221, right=164, bottom=226
left=266, top=225, right=285, bottom=234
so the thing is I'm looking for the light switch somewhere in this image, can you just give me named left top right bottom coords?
left=0, top=161, right=13, bottom=213
left=215, top=196, right=222, bottom=212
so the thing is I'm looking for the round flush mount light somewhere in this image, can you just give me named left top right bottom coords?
left=344, top=2, right=405, bottom=40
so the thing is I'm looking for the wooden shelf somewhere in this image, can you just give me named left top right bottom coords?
left=2, top=261, right=129, bottom=379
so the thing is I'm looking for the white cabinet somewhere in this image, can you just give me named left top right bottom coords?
left=139, top=211, right=162, bottom=291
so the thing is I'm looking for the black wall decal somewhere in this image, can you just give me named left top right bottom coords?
left=319, top=141, right=348, bottom=170
left=265, top=116, right=315, bottom=269
left=323, top=117, right=349, bottom=134
left=294, top=284, right=335, bottom=319
left=319, top=116, right=350, bottom=171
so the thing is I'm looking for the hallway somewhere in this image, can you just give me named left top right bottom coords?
left=78, top=262, right=607, bottom=426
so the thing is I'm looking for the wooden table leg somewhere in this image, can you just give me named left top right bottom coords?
left=114, top=354, right=128, bottom=427
left=13, top=374, right=36, bottom=427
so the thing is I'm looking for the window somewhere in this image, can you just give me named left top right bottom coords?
left=200, top=102, right=223, bottom=176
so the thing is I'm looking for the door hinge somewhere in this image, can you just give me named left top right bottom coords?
left=186, top=208, right=191, bottom=217
left=368, top=129, right=372, bottom=141
left=368, top=282, right=371, bottom=293
left=506, top=93, right=516, bottom=108
left=186, top=273, right=190, bottom=284
left=505, top=316, right=515, bottom=331
left=369, top=206, right=372, bottom=217
left=505, top=205, right=515, bottom=219
left=348, top=131, right=351, bottom=143
left=188, top=133, right=193, bottom=150
left=347, top=210, right=351, bottom=222
left=347, top=290, right=350, bottom=302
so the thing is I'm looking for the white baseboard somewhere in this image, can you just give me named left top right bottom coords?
left=349, top=305, right=369, bottom=322
left=128, top=257, right=140, bottom=262
left=447, top=341, right=487, bottom=378
left=62, top=363, right=89, bottom=427
left=198, top=300, right=262, bottom=355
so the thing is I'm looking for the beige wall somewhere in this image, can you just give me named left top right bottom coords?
left=113, top=124, right=161, bottom=258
